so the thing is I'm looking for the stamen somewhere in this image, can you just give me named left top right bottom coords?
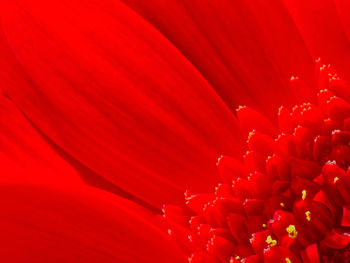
left=305, top=211, right=311, bottom=221
left=169, top=62, right=350, bottom=262
left=302, top=190, right=307, bottom=200
left=286, top=225, right=298, bottom=239
left=266, top=235, right=277, bottom=247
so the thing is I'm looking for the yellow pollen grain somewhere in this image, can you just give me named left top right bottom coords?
left=302, top=190, right=307, bottom=200
left=286, top=225, right=298, bottom=239
left=280, top=202, right=285, bottom=207
left=334, top=177, right=339, bottom=183
left=285, top=258, right=292, bottom=263
left=235, top=256, right=240, bottom=260
left=266, top=235, right=277, bottom=247
left=305, top=211, right=311, bottom=221
left=262, top=223, right=266, bottom=228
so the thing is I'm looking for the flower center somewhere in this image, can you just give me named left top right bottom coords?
left=163, top=59, right=350, bottom=263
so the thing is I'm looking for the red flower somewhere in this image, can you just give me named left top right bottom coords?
left=165, top=62, right=350, bottom=262
left=1, top=0, right=350, bottom=262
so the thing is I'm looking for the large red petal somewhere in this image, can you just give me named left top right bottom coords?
left=121, top=0, right=315, bottom=117
left=335, top=0, right=350, bottom=42
left=283, top=0, right=350, bottom=80
left=0, top=183, right=186, bottom=262
left=0, top=0, right=243, bottom=208
left=0, top=95, right=82, bottom=184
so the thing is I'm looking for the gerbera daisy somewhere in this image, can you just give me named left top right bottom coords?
left=164, top=61, right=350, bottom=262
left=1, top=0, right=350, bottom=262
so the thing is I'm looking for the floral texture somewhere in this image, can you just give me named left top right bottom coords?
left=2, top=0, right=350, bottom=262
left=164, top=62, right=350, bottom=262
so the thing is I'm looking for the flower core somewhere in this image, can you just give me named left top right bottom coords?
left=163, top=59, right=350, bottom=263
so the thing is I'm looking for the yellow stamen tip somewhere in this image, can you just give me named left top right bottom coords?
left=302, top=190, right=307, bottom=200
left=266, top=235, right=277, bottom=247
left=286, top=225, right=298, bottom=239
left=305, top=211, right=311, bottom=221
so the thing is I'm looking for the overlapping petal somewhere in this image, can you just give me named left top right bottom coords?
left=0, top=0, right=244, bottom=208
left=121, top=0, right=315, bottom=117
left=0, top=95, right=82, bottom=184
left=284, top=0, right=350, bottom=80
left=4, top=0, right=350, bottom=262
left=0, top=182, right=186, bottom=262
left=335, top=0, right=350, bottom=42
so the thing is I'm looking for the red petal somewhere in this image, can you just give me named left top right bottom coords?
left=227, top=213, right=248, bottom=243
left=0, top=95, right=81, bottom=184
left=121, top=0, right=314, bottom=117
left=215, top=184, right=234, bottom=198
left=293, top=126, right=314, bottom=159
left=301, top=244, right=320, bottom=263
left=321, top=229, right=350, bottom=249
left=248, top=172, right=272, bottom=198
left=313, top=135, right=332, bottom=164
left=327, top=96, right=350, bottom=122
left=263, top=246, right=301, bottom=263
left=186, top=193, right=215, bottom=215
left=237, top=106, right=277, bottom=137
left=335, top=0, right=350, bottom=42
left=328, top=78, right=350, bottom=104
left=278, top=106, right=295, bottom=134
left=341, top=206, right=350, bottom=227
left=217, top=156, right=248, bottom=183
left=232, top=178, right=253, bottom=200
left=0, top=183, right=186, bottom=262
left=266, top=155, right=291, bottom=181
left=244, top=151, right=266, bottom=174
left=207, top=235, right=235, bottom=262
left=243, top=199, right=265, bottom=216
left=247, top=130, right=276, bottom=157
left=293, top=200, right=333, bottom=236
left=276, top=134, right=297, bottom=157
left=0, top=0, right=244, bottom=207
left=241, top=255, right=262, bottom=263
left=321, top=161, right=346, bottom=185
left=250, top=230, right=270, bottom=255
left=290, top=158, right=321, bottom=180
left=271, top=210, right=297, bottom=241
left=284, top=0, right=350, bottom=79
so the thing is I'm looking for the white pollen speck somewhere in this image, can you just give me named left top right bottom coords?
left=327, top=160, right=336, bottom=165
left=332, top=129, right=341, bottom=135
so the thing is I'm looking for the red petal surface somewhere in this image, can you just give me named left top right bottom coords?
left=301, top=244, right=320, bottom=263
left=321, top=230, right=350, bottom=249
left=283, top=0, right=350, bottom=80
left=0, top=183, right=186, bottom=263
left=0, top=0, right=244, bottom=208
left=121, top=0, right=315, bottom=118
left=0, top=95, right=81, bottom=184
left=335, top=0, right=350, bottom=48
